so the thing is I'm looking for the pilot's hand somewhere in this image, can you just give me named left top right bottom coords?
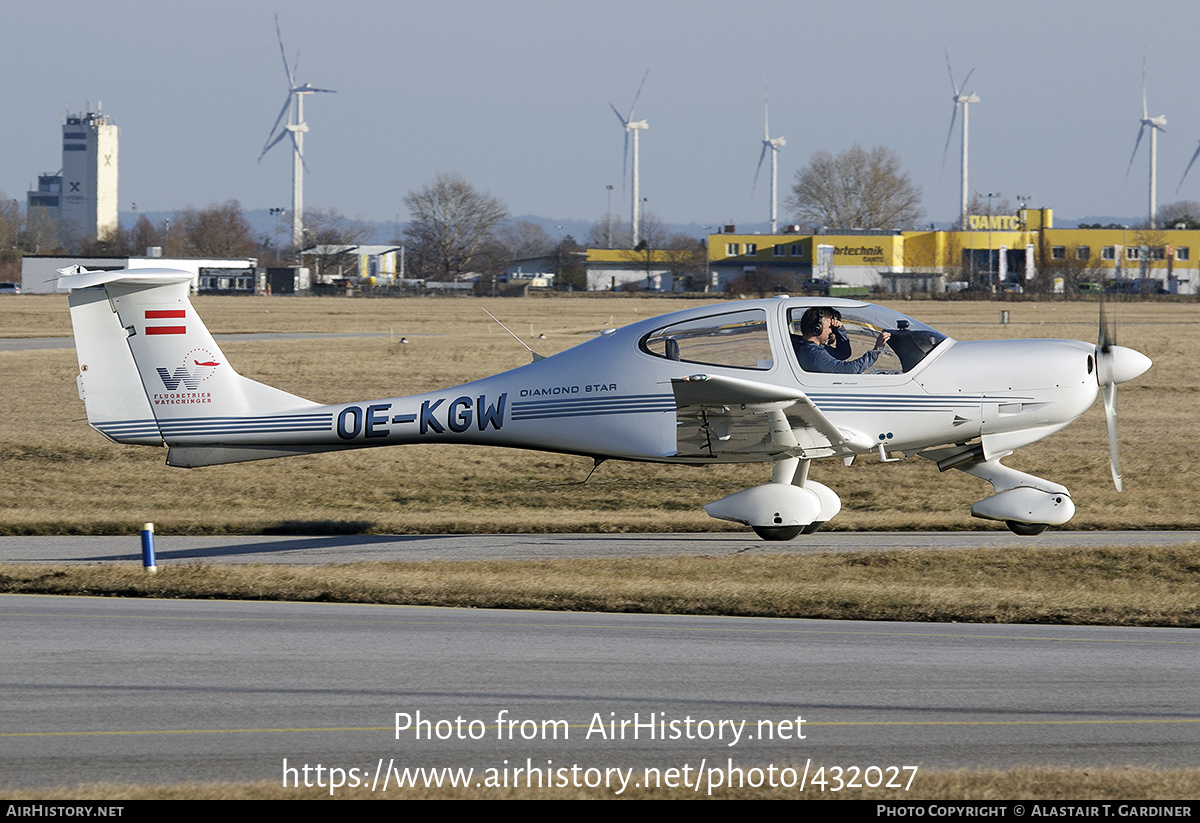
left=874, top=331, right=891, bottom=350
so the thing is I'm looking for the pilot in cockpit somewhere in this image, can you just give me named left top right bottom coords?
left=794, top=307, right=890, bottom=374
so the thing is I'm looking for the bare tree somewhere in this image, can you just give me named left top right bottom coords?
left=554, top=234, right=587, bottom=291
left=621, top=211, right=670, bottom=287
left=80, top=223, right=137, bottom=257
left=1157, top=200, right=1200, bottom=229
left=402, top=173, right=508, bottom=280
left=131, top=215, right=162, bottom=256
left=304, top=207, right=375, bottom=247
left=659, top=232, right=707, bottom=291
left=495, top=220, right=555, bottom=262
left=22, top=207, right=71, bottom=256
left=586, top=217, right=632, bottom=250
left=172, top=200, right=256, bottom=258
left=1033, top=249, right=1104, bottom=295
left=788, top=145, right=924, bottom=230
left=964, top=192, right=1013, bottom=219
left=0, top=195, right=21, bottom=279
left=302, top=207, right=377, bottom=277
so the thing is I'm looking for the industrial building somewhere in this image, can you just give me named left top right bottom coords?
left=517, top=208, right=1193, bottom=295
left=706, top=208, right=1195, bottom=295
left=27, top=109, right=119, bottom=242
left=21, top=255, right=261, bottom=295
left=302, top=244, right=403, bottom=285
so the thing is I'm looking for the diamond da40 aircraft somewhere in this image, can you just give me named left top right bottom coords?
left=58, top=267, right=1151, bottom=540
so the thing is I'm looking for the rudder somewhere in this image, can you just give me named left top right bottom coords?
left=59, top=267, right=318, bottom=447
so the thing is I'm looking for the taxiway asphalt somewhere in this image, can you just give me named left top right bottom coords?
left=2, top=530, right=1197, bottom=565
left=2, top=594, right=1197, bottom=792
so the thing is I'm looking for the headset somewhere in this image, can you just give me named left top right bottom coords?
left=798, top=307, right=841, bottom=339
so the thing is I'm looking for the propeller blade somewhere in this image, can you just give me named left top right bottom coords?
left=628, top=69, right=649, bottom=120
left=610, top=102, right=628, bottom=126
left=1102, top=382, right=1122, bottom=491
left=959, top=66, right=976, bottom=96
left=1176, top=141, right=1200, bottom=193
left=1125, top=124, right=1147, bottom=183
left=260, top=95, right=293, bottom=158
left=260, top=128, right=289, bottom=159
left=1097, top=292, right=1119, bottom=489
left=1094, top=293, right=1151, bottom=493
left=752, top=144, right=768, bottom=195
left=1097, top=291, right=1112, bottom=352
left=940, top=103, right=959, bottom=176
left=274, top=14, right=295, bottom=87
left=290, top=130, right=310, bottom=172
left=944, top=49, right=959, bottom=96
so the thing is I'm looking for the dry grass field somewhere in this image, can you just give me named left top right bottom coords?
left=3, top=545, right=1198, bottom=625
left=0, top=292, right=1195, bottom=535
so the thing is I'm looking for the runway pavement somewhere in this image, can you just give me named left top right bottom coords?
left=2, top=530, right=1197, bottom=565
left=2, top=594, right=1198, bottom=792
left=3, top=530, right=1196, bottom=793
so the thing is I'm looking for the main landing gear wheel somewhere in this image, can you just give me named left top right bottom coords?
left=752, top=525, right=805, bottom=541
left=1006, top=520, right=1048, bottom=536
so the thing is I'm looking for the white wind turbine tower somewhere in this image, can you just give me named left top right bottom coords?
left=611, top=71, right=649, bottom=247
left=942, top=51, right=979, bottom=230
left=752, top=86, right=786, bottom=234
left=1126, top=60, right=1167, bottom=229
left=260, top=14, right=336, bottom=252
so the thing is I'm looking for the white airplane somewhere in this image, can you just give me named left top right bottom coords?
left=58, top=267, right=1151, bottom=540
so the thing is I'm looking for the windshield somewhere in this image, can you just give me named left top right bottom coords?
left=788, top=304, right=947, bottom=374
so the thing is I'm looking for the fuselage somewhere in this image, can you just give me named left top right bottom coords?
left=143, top=297, right=1101, bottom=468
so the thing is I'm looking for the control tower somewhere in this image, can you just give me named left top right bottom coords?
left=27, top=107, right=119, bottom=240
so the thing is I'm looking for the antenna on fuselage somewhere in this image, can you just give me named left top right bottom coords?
left=546, top=457, right=607, bottom=487
left=481, top=308, right=546, bottom=362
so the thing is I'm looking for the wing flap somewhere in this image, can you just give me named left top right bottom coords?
left=669, top=373, right=866, bottom=459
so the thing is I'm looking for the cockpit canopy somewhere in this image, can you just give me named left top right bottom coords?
left=786, top=304, right=947, bottom=373
left=642, top=308, right=775, bottom=370
left=639, top=301, right=948, bottom=375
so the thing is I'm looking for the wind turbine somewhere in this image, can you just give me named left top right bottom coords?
left=942, top=51, right=979, bottom=230
left=611, top=71, right=649, bottom=247
left=1126, top=59, right=1166, bottom=228
left=752, top=86, right=786, bottom=234
left=260, top=14, right=336, bottom=252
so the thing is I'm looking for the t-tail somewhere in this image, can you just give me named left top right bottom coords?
left=59, top=267, right=341, bottom=467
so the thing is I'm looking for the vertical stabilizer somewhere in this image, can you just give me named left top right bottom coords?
left=60, top=268, right=318, bottom=446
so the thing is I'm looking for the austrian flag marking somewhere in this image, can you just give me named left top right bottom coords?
left=145, top=309, right=186, bottom=335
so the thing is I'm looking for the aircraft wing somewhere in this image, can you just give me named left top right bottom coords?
left=669, top=373, right=865, bottom=460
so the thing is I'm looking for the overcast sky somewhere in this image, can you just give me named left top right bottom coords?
left=4, top=0, right=1200, bottom=231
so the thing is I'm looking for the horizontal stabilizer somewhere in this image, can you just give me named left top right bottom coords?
left=167, top=444, right=363, bottom=468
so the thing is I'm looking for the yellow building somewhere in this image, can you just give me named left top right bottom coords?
left=706, top=209, right=1196, bottom=295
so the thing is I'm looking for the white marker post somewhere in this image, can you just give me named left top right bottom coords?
left=141, top=523, right=157, bottom=573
